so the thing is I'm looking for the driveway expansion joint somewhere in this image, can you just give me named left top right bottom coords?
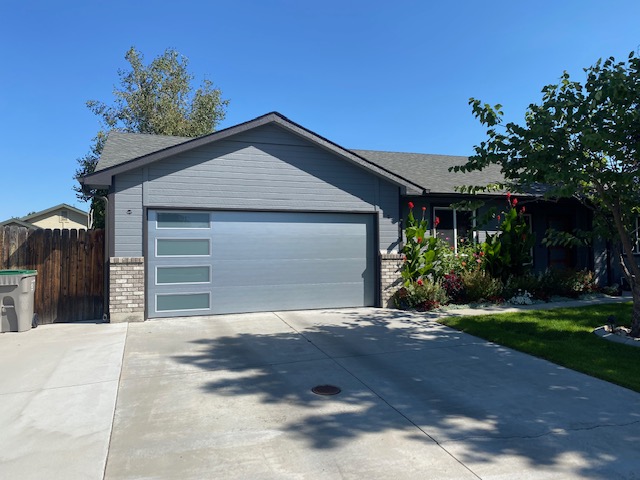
left=0, top=378, right=120, bottom=396
left=438, top=419, right=640, bottom=444
left=103, top=322, right=128, bottom=480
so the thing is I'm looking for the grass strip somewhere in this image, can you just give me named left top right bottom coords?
left=438, top=302, right=640, bottom=393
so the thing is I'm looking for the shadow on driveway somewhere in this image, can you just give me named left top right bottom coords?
left=108, top=308, right=640, bottom=479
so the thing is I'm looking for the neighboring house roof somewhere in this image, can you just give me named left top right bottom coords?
left=20, top=203, right=88, bottom=222
left=0, top=218, right=39, bottom=228
left=352, top=150, right=505, bottom=195
left=1, top=204, right=89, bottom=229
left=81, top=112, right=426, bottom=194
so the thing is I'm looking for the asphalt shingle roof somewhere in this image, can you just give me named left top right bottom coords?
left=93, top=130, right=505, bottom=195
left=96, top=131, right=191, bottom=171
left=352, top=150, right=504, bottom=194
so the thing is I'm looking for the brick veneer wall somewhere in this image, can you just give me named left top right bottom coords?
left=380, top=253, right=404, bottom=307
left=109, top=257, right=145, bottom=322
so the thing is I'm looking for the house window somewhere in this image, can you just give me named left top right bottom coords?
left=60, top=210, right=69, bottom=222
left=547, top=215, right=575, bottom=268
left=433, top=207, right=475, bottom=254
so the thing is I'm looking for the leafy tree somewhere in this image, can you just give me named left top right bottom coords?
left=454, top=52, right=640, bottom=335
left=75, top=47, right=229, bottom=227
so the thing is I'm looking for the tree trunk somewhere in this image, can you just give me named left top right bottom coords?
left=631, top=282, right=640, bottom=337
left=604, top=196, right=640, bottom=337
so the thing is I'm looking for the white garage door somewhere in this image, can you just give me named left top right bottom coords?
left=147, top=210, right=376, bottom=317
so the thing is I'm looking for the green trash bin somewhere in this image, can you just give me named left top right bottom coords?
left=0, top=270, right=38, bottom=333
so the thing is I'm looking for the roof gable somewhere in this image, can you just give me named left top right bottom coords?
left=81, top=112, right=425, bottom=194
left=1, top=204, right=88, bottom=228
left=21, top=203, right=88, bottom=222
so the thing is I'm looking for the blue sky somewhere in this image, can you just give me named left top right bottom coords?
left=1, top=0, right=638, bottom=221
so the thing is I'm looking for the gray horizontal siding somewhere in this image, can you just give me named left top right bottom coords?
left=144, top=142, right=377, bottom=211
left=113, top=124, right=403, bottom=255
left=113, top=170, right=143, bottom=257
left=223, top=123, right=312, bottom=147
left=379, top=181, right=401, bottom=252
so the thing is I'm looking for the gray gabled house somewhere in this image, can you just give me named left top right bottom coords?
left=81, top=112, right=598, bottom=322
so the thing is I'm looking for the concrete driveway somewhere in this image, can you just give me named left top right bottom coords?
left=2, top=307, right=640, bottom=479
left=107, top=308, right=640, bottom=479
left=0, top=321, right=127, bottom=479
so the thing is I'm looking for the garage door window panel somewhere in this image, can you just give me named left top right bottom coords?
left=157, top=212, right=210, bottom=229
left=156, top=293, right=211, bottom=312
left=156, top=239, right=210, bottom=256
left=156, top=266, right=211, bottom=285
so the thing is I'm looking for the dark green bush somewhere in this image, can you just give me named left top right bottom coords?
left=393, top=279, right=448, bottom=311
left=503, top=274, right=544, bottom=300
left=538, top=269, right=597, bottom=298
left=460, top=269, right=504, bottom=303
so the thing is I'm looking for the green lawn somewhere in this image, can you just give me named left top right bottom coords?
left=438, top=302, right=640, bottom=393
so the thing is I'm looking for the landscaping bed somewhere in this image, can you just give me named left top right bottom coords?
left=393, top=197, right=621, bottom=312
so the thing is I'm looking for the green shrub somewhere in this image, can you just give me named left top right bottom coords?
left=602, top=284, right=622, bottom=296
left=538, top=268, right=597, bottom=298
left=461, top=269, right=504, bottom=303
left=393, top=279, right=448, bottom=311
left=503, top=274, right=544, bottom=300
left=436, top=236, right=485, bottom=276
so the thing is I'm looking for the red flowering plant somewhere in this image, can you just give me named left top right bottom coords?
left=442, top=271, right=465, bottom=303
left=400, top=202, right=441, bottom=286
left=481, top=193, right=535, bottom=281
left=392, top=202, right=450, bottom=311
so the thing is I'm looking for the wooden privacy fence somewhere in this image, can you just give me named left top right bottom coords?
left=0, top=226, right=105, bottom=324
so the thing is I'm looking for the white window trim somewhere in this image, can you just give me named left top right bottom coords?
left=634, top=217, right=640, bottom=254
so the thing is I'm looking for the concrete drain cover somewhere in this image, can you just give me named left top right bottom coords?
left=312, top=385, right=341, bottom=396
